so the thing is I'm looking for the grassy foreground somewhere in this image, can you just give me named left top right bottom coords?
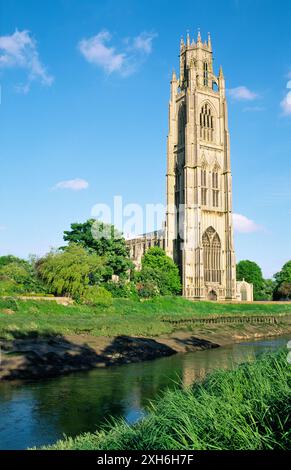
left=1, top=296, right=291, bottom=340
left=41, top=350, right=291, bottom=450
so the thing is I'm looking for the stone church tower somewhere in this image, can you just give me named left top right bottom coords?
left=127, top=31, right=253, bottom=301
left=165, top=31, right=237, bottom=300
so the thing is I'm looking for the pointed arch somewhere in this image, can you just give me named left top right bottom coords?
left=178, top=103, right=186, bottom=148
left=200, top=101, right=216, bottom=142
left=202, top=227, right=222, bottom=283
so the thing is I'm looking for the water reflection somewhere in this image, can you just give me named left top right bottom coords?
left=0, top=335, right=289, bottom=450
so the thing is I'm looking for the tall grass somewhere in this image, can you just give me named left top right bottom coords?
left=43, top=350, right=291, bottom=450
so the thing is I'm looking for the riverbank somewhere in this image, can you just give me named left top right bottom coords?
left=1, top=313, right=291, bottom=381
left=40, top=349, right=291, bottom=450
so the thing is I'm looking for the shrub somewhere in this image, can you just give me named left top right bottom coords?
left=136, top=279, right=160, bottom=299
left=105, top=281, right=138, bottom=299
left=82, top=286, right=113, bottom=307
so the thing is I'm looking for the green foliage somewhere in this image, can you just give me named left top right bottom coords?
left=36, top=244, right=105, bottom=299
left=261, top=279, right=276, bottom=301
left=105, top=281, right=138, bottom=299
left=0, top=297, right=19, bottom=311
left=82, top=286, right=113, bottom=307
left=136, top=276, right=160, bottom=298
left=236, top=260, right=264, bottom=300
left=136, top=247, right=182, bottom=297
left=63, top=219, right=133, bottom=280
left=43, top=350, right=291, bottom=450
left=273, top=261, right=291, bottom=300
left=0, top=255, right=45, bottom=294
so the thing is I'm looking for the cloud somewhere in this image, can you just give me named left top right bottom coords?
left=53, top=178, right=89, bottom=191
left=0, top=29, right=54, bottom=92
left=78, top=31, right=125, bottom=74
left=78, top=30, right=156, bottom=76
left=280, top=79, right=291, bottom=115
left=228, top=86, right=258, bottom=101
left=233, top=213, right=261, bottom=233
left=130, top=32, right=157, bottom=55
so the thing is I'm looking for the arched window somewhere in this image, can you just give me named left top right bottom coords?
left=178, top=104, right=186, bottom=147
left=203, top=62, right=208, bottom=87
left=201, top=166, right=207, bottom=206
left=200, top=103, right=214, bottom=142
left=202, top=227, right=221, bottom=283
left=212, top=169, right=219, bottom=208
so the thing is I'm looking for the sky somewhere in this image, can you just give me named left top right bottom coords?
left=0, top=0, right=290, bottom=278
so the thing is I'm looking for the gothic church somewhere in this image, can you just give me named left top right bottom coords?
left=127, top=32, right=253, bottom=302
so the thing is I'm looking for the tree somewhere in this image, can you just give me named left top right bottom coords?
left=261, top=279, right=276, bottom=301
left=36, top=244, right=105, bottom=299
left=136, top=247, right=181, bottom=297
left=273, top=261, right=291, bottom=300
left=0, top=255, right=45, bottom=293
left=236, top=260, right=264, bottom=300
left=63, top=219, right=133, bottom=280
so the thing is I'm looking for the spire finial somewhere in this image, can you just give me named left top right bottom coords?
left=171, top=69, right=177, bottom=81
left=186, top=30, right=190, bottom=46
left=207, top=32, right=212, bottom=51
left=219, top=65, right=224, bottom=78
left=197, top=28, right=202, bottom=43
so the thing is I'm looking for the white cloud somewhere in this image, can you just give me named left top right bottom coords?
left=78, top=31, right=125, bottom=74
left=233, top=213, right=261, bottom=233
left=131, top=32, right=157, bottom=55
left=78, top=30, right=156, bottom=76
left=228, top=86, right=258, bottom=101
left=280, top=79, right=291, bottom=115
left=53, top=178, right=89, bottom=191
left=0, top=29, right=54, bottom=92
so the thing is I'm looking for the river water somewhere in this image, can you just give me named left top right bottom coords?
left=0, top=334, right=289, bottom=450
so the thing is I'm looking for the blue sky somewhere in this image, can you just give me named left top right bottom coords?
left=0, top=0, right=290, bottom=278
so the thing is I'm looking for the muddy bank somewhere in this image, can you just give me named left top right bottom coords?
left=1, top=320, right=290, bottom=382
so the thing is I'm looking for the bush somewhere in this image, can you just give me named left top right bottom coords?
left=82, top=286, right=113, bottom=307
left=105, top=281, right=138, bottom=299
left=136, top=279, right=160, bottom=299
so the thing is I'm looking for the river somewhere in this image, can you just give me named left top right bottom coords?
left=0, top=334, right=289, bottom=450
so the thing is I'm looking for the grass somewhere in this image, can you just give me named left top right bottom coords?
left=40, top=350, right=291, bottom=450
left=0, top=296, right=291, bottom=340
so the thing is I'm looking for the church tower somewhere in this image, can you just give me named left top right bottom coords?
left=165, top=31, right=237, bottom=300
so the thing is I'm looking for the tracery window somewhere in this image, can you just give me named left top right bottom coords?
left=202, top=227, right=221, bottom=283
left=200, top=103, right=214, bottom=142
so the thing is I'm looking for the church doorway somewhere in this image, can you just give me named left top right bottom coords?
left=208, top=290, right=217, bottom=301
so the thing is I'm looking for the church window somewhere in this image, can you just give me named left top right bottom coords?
left=212, top=170, right=219, bottom=207
left=212, top=190, right=219, bottom=207
left=201, top=167, right=207, bottom=206
left=178, top=104, right=186, bottom=147
left=202, top=227, right=221, bottom=283
left=203, top=62, right=208, bottom=86
left=200, top=103, right=214, bottom=142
